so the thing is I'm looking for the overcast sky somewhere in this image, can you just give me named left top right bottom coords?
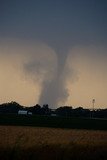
left=0, top=0, right=107, bottom=108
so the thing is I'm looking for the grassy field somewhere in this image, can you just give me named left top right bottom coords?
left=0, top=114, right=107, bottom=130
left=0, top=126, right=107, bottom=160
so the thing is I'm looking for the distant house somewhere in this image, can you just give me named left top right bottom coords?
left=51, top=109, right=57, bottom=117
left=18, top=110, right=28, bottom=115
left=51, top=113, right=57, bottom=117
left=18, top=110, right=33, bottom=115
left=28, top=112, right=32, bottom=115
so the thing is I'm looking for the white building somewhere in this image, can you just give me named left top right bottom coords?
left=51, top=113, right=57, bottom=117
left=28, top=112, right=32, bottom=115
left=18, top=110, right=28, bottom=115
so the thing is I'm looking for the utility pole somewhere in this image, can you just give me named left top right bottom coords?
left=92, top=99, right=95, bottom=118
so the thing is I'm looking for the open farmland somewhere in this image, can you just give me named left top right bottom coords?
left=0, top=126, right=107, bottom=160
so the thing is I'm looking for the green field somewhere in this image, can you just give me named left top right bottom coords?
left=0, top=114, right=107, bottom=130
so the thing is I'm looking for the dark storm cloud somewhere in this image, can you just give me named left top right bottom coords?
left=0, top=0, right=107, bottom=48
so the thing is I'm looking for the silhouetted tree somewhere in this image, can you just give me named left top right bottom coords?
left=56, top=106, right=73, bottom=117
left=27, top=104, right=41, bottom=114
left=0, top=101, right=23, bottom=113
left=41, top=104, right=51, bottom=115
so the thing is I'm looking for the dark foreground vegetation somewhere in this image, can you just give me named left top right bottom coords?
left=0, top=102, right=107, bottom=160
left=1, top=143, right=107, bottom=160
left=0, top=101, right=107, bottom=130
left=0, top=114, right=107, bottom=130
left=0, top=126, right=107, bottom=160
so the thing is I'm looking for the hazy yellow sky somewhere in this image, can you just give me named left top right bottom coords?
left=0, top=41, right=107, bottom=108
left=67, top=46, right=107, bottom=108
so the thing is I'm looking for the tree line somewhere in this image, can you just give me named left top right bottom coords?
left=0, top=101, right=107, bottom=118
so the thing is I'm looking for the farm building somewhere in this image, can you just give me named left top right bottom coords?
left=51, top=113, right=57, bottom=117
left=18, top=110, right=27, bottom=115
left=18, top=110, right=32, bottom=115
left=28, top=112, right=32, bottom=115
